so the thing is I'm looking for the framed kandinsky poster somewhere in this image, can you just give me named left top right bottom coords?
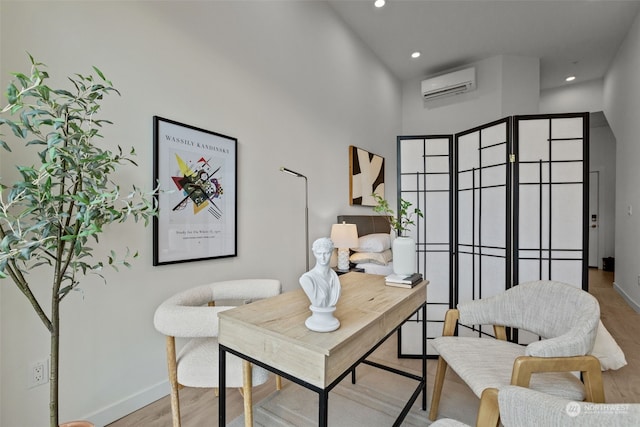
left=153, top=116, right=237, bottom=265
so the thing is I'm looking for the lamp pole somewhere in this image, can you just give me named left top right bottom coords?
left=280, top=167, right=309, bottom=271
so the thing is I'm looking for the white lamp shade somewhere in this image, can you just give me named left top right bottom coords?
left=330, top=223, right=358, bottom=249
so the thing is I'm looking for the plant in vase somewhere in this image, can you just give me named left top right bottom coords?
left=372, top=193, right=423, bottom=275
left=0, top=55, right=157, bottom=427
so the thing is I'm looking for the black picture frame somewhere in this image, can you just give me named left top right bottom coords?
left=153, top=116, right=237, bottom=265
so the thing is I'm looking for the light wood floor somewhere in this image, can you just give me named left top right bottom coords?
left=108, top=269, right=639, bottom=426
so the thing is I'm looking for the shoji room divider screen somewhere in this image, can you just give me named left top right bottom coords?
left=397, top=112, right=589, bottom=357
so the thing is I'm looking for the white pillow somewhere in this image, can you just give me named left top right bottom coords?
left=590, top=320, right=627, bottom=371
left=353, top=233, right=391, bottom=253
left=350, top=249, right=393, bottom=265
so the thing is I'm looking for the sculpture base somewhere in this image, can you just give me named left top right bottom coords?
left=305, top=305, right=340, bottom=332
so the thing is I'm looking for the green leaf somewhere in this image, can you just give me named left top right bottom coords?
left=0, top=139, right=11, bottom=151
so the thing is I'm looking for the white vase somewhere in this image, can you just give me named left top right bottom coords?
left=393, top=236, right=416, bottom=276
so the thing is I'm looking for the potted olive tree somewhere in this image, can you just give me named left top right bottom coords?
left=372, top=193, right=423, bottom=275
left=0, top=55, right=156, bottom=426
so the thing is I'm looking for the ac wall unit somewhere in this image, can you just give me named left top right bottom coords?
left=421, top=67, right=476, bottom=101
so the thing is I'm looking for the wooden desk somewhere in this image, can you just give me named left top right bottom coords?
left=218, top=272, right=428, bottom=426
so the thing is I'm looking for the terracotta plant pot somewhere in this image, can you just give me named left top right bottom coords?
left=59, top=422, right=94, bottom=427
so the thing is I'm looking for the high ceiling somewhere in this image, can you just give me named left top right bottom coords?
left=327, top=0, right=640, bottom=90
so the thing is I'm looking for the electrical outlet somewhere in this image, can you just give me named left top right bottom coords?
left=28, top=359, right=49, bottom=388
left=637, top=275, right=640, bottom=287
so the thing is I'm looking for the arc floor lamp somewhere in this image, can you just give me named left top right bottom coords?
left=280, top=167, right=309, bottom=271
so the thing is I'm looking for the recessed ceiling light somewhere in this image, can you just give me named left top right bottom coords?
left=566, top=75, right=576, bottom=82
left=374, top=0, right=386, bottom=8
left=411, top=51, right=421, bottom=59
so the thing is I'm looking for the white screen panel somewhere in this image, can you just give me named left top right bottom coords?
left=518, top=119, right=549, bottom=162
left=425, top=138, right=450, bottom=156
left=481, top=188, right=506, bottom=248
left=519, top=163, right=540, bottom=183
left=551, top=117, right=584, bottom=140
left=424, top=253, right=451, bottom=303
left=458, top=132, right=479, bottom=171
left=550, top=261, right=583, bottom=287
left=551, top=139, right=583, bottom=161
left=425, top=156, right=450, bottom=175
left=428, top=304, right=449, bottom=323
left=480, top=256, right=506, bottom=298
left=518, top=187, right=541, bottom=248
left=399, top=322, right=423, bottom=355
left=425, top=172, right=450, bottom=191
left=482, top=247, right=505, bottom=257
left=551, top=162, right=583, bottom=183
left=481, top=164, right=506, bottom=187
left=457, top=170, right=474, bottom=189
left=400, top=139, right=424, bottom=173
left=457, top=191, right=477, bottom=244
left=551, top=184, right=583, bottom=249
left=425, top=193, right=449, bottom=243
left=457, top=253, right=476, bottom=304
left=481, top=122, right=507, bottom=147
left=481, top=144, right=505, bottom=165
left=401, top=174, right=418, bottom=191
left=518, top=259, right=550, bottom=282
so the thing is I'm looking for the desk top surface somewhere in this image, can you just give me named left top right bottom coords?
left=218, top=272, right=428, bottom=387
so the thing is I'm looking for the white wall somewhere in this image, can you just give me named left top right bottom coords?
left=590, top=123, right=617, bottom=266
left=402, top=55, right=539, bottom=135
left=540, top=78, right=604, bottom=114
left=0, top=1, right=401, bottom=425
left=604, top=10, right=640, bottom=312
left=540, top=80, right=617, bottom=271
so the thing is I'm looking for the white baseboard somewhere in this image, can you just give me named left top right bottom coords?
left=84, top=380, right=169, bottom=427
left=613, top=281, right=640, bottom=313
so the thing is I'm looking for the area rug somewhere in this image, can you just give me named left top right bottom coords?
left=228, top=359, right=478, bottom=426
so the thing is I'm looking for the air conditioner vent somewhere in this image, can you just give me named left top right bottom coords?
left=421, top=67, right=476, bottom=101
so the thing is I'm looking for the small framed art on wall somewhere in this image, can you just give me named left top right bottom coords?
left=349, top=145, right=385, bottom=206
left=153, top=116, right=237, bottom=265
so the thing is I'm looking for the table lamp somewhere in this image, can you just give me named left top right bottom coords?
left=330, top=222, right=358, bottom=272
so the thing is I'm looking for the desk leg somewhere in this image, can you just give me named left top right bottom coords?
left=319, top=389, right=329, bottom=427
left=421, top=304, right=427, bottom=410
left=219, top=347, right=226, bottom=425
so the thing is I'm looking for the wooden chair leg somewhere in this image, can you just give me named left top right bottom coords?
left=581, top=356, right=606, bottom=403
left=475, top=388, right=500, bottom=427
left=276, top=375, right=282, bottom=391
left=429, top=356, right=449, bottom=421
left=242, top=360, right=254, bottom=427
left=166, top=336, right=181, bottom=427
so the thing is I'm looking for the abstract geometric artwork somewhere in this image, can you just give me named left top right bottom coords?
left=349, top=145, right=385, bottom=206
left=153, top=116, right=237, bottom=265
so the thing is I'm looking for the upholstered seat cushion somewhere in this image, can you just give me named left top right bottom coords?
left=499, top=386, right=640, bottom=427
left=177, top=337, right=270, bottom=388
left=432, top=337, right=586, bottom=401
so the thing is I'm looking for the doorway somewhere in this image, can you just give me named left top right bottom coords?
left=589, top=171, right=599, bottom=268
left=588, top=111, right=616, bottom=272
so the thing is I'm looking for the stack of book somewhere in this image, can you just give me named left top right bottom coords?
left=384, top=272, right=423, bottom=288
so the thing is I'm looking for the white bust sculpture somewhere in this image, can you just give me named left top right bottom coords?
left=299, top=237, right=341, bottom=332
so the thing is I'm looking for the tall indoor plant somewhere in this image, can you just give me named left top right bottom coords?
left=372, top=193, right=423, bottom=275
left=0, top=55, right=156, bottom=426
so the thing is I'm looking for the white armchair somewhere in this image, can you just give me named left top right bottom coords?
left=153, top=279, right=282, bottom=427
left=429, top=280, right=605, bottom=423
